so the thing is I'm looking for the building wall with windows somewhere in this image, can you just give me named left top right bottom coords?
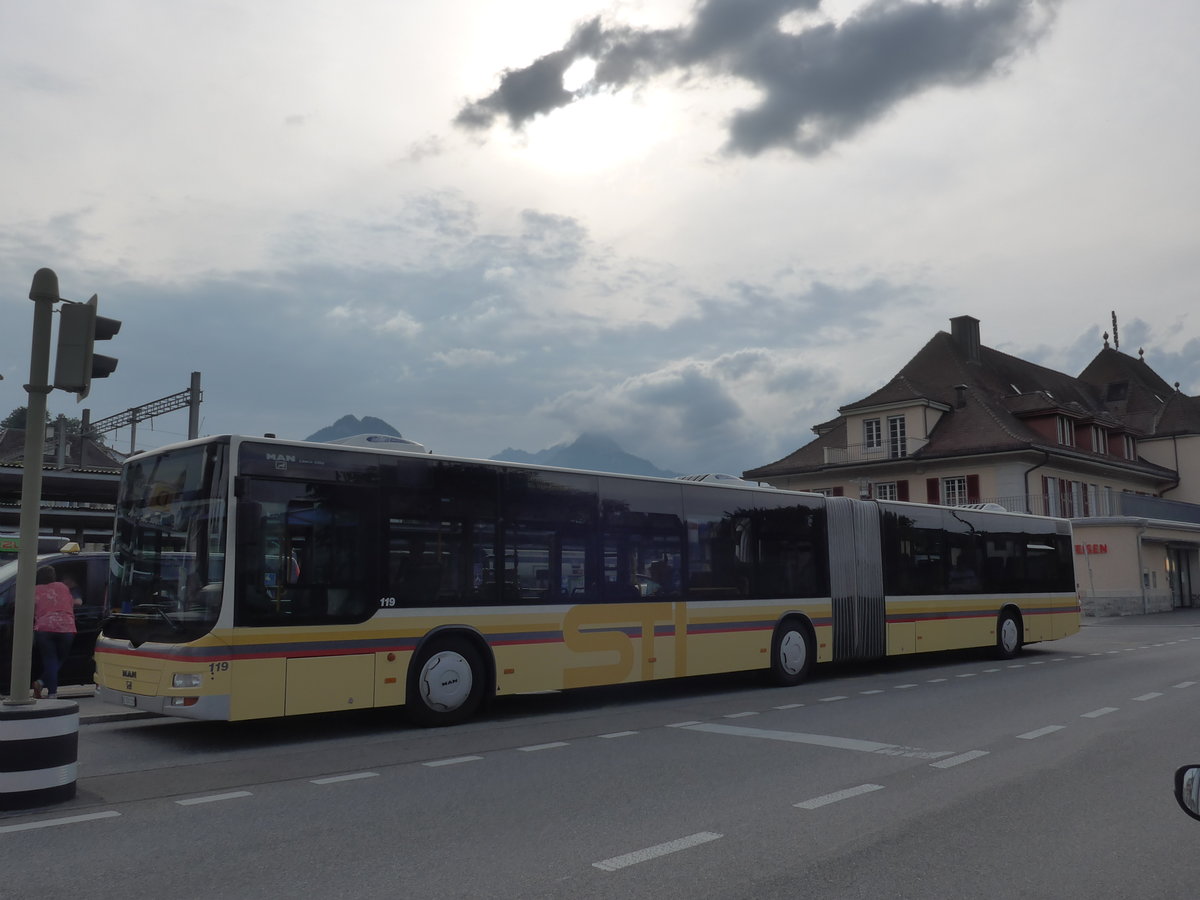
left=744, top=315, right=1200, bottom=618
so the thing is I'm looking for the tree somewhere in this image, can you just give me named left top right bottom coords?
left=2, top=406, right=105, bottom=444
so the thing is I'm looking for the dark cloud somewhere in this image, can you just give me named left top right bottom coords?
left=0, top=194, right=916, bottom=473
left=456, top=0, right=1060, bottom=156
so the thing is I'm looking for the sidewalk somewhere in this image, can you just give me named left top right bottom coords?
left=54, top=684, right=157, bottom=725
left=1080, top=607, right=1200, bottom=627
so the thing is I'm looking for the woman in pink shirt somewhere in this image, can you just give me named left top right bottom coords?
left=33, top=564, right=79, bottom=699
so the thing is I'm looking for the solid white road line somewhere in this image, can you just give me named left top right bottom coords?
left=311, top=772, right=379, bottom=784
left=930, top=750, right=990, bottom=769
left=593, top=832, right=723, bottom=871
left=176, top=791, right=252, bottom=806
left=423, top=755, right=483, bottom=767
left=1017, top=725, right=1065, bottom=740
left=684, top=723, right=953, bottom=759
left=0, top=811, right=120, bottom=834
left=796, top=784, right=884, bottom=809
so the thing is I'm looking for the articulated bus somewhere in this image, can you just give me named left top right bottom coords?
left=94, top=435, right=1080, bottom=725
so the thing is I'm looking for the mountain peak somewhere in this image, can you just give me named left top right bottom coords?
left=491, top=434, right=676, bottom=478
left=306, top=415, right=402, bottom=443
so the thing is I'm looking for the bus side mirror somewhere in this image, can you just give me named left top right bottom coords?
left=1175, top=766, right=1200, bottom=821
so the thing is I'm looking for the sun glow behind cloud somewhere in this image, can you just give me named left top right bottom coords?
left=502, top=87, right=676, bottom=175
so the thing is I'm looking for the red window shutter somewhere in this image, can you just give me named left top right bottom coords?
left=897, top=480, right=909, bottom=501
left=926, top=478, right=939, bottom=505
left=966, top=474, right=980, bottom=504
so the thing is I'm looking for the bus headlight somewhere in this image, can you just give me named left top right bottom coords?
left=172, top=673, right=202, bottom=688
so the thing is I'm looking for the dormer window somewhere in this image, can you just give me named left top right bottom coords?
left=1091, top=425, right=1107, bottom=454
left=1124, top=434, right=1137, bottom=460
left=1057, top=416, right=1076, bottom=447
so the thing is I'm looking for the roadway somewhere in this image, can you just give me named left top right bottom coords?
left=4, top=611, right=1200, bottom=899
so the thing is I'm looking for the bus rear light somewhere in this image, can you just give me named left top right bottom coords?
left=172, top=674, right=203, bottom=688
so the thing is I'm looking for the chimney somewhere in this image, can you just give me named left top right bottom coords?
left=955, top=384, right=968, bottom=409
left=950, top=315, right=981, bottom=364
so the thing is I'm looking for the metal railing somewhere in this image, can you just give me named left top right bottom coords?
left=964, top=493, right=1200, bottom=523
left=823, top=437, right=929, bottom=465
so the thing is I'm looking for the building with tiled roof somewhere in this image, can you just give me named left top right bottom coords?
left=744, top=316, right=1200, bottom=617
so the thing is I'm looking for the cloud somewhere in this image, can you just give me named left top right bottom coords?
left=456, top=0, right=1060, bottom=156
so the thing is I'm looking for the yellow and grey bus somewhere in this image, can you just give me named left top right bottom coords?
left=94, top=435, right=1080, bottom=725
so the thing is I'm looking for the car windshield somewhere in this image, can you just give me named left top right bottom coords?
left=102, top=442, right=229, bottom=646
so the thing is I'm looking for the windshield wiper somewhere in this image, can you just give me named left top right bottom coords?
left=131, top=603, right=181, bottom=632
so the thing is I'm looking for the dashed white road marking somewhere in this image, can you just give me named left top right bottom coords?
left=818, top=696, right=848, bottom=703
left=931, top=750, right=990, bottom=769
left=667, top=721, right=702, bottom=728
left=176, top=791, right=252, bottom=806
left=1174, top=682, right=1197, bottom=689
left=519, top=742, right=568, bottom=752
left=593, top=832, right=722, bottom=871
left=796, top=784, right=884, bottom=809
left=423, top=755, right=483, bottom=767
left=599, top=731, right=637, bottom=739
left=311, top=772, right=378, bottom=784
left=1133, top=692, right=1163, bottom=701
left=773, top=703, right=805, bottom=709
left=0, top=811, right=120, bottom=834
left=1081, top=707, right=1119, bottom=718
left=1017, top=726, right=1065, bottom=740
left=723, top=711, right=758, bottom=718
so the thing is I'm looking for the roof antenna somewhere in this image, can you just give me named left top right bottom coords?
left=1111, top=311, right=1119, bottom=349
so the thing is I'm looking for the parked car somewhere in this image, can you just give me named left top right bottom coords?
left=0, top=549, right=111, bottom=695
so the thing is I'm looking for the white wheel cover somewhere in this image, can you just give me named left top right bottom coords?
left=778, top=630, right=807, bottom=675
left=419, top=650, right=473, bottom=712
left=1000, top=618, right=1020, bottom=653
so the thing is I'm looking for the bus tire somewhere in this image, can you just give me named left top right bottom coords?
left=770, top=618, right=814, bottom=686
left=407, top=635, right=486, bottom=727
left=995, top=609, right=1022, bottom=660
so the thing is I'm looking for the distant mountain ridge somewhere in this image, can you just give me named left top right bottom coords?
left=304, top=418, right=677, bottom=478
left=491, top=433, right=678, bottom=478
left=305, top=415, right=403, bottom=443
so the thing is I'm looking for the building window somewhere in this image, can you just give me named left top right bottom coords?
left=1124, top=434, right=1137, bottom=459
left=864, top=418, right=882, bottom=451
left=1091, top=426, right=1106, bottom=454
left=888, top=415, right=907, bottom=459
left=1057, top=416, right=1075, bottom=447
left=942, top=476, right=968, bottom=507
left=874, top=482, right=897, bottom=501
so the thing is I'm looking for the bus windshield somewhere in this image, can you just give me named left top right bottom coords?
left=102, top=442, right=229, bottom=646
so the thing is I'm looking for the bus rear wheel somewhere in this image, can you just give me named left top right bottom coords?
left=995, top=610, right=1022, bottom=660
left=407, top=636, right=485, bottom=727
left=770, top=619, right=814, bottom=686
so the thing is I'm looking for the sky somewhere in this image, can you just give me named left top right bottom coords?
left=2, top=0, right=1198, bottom=476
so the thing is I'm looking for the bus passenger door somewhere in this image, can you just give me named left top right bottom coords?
left=825, top=498, right=885, bottom=661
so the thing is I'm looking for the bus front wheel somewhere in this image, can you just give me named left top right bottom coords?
left=995, top=610, right=1022, bottom=660
left=407, top=636, right=485, bottom=727
left=770, top=619, right=814, bottom=686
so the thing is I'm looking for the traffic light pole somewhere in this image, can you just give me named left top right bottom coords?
left=4, top=269, right=58, bottom=708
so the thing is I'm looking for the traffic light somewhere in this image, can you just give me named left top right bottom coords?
left=53, top=294, right=121, bottom=400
